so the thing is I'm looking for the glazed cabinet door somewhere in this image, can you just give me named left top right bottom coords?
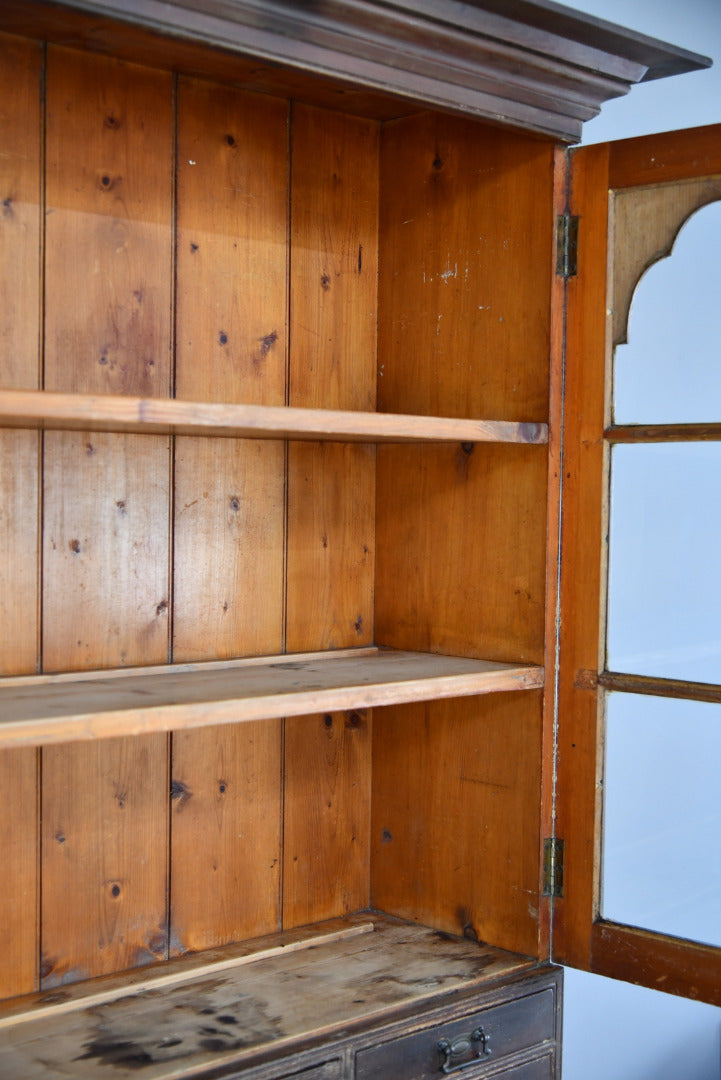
left=555, top=121, right=721, bottom=1005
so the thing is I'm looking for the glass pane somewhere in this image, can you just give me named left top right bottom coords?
left=607, top=443, right=721, bottom=682
left=602, top=692, right=721, bottom=948
left=613, top=200, right=721, bottom=424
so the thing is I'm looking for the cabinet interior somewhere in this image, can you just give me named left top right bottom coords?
left=0, top=28, right=553, bottom=1008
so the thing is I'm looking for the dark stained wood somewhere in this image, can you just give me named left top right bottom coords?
left=0, top=0, right=708, bottom=142
left=40, top=46, right=172, bottom=985
left=599, top=671, right=721, bottom=705
left=608, top=123, right=721, bottom=189
left=606, top=423, right=721, bottom=442
left=371, top=693, right=543, bottom=958
left=283, top=710, right=371, bottom=927
left=552, top=142, right=611, bottom=973
left=592, top=922, right=721, bottom=1007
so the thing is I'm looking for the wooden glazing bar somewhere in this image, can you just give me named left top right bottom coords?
left=599, top=671, right=721, bottom=704
left=0, top=389, right=548, bottom=444
left=606, top=423, right=721, bottom=442
left=0, top=649, right=544, bottom=748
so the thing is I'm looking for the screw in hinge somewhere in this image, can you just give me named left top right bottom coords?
left=543, top=837, right=565, bottom=898
left=555, top=214, right=579, bottom=278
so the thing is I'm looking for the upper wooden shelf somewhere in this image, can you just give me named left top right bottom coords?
left=0, top=390, right=547, bottom=445
left=0, top=647, right=544, bottom=748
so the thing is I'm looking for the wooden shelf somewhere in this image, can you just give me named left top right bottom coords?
left=0, top=389, right=547, bottom=445
left=0, top=647, right=544, bottom=747
left=0, top=914, right=541, bottom=1078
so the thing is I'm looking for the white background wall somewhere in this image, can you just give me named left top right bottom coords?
left=560, top=2, right=721, bottom=1077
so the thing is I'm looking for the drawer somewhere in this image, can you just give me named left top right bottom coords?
left=355, top=988, right=555, bottom=1080
left=495, top=1055, right=555, bottom=1080
left=224, top=1059, right=343, bottom=1080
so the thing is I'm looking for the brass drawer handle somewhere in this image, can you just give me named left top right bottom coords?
left=437, top=1026, right=492, bottom=1073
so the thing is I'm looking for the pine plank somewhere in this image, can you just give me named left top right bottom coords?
left=0, top=31, right=43, bottom=1001
left=41, top=738, right=169, bottom=987
left=283, top=710, right=371, bottom=927
left=172, top=80, right=288, bottom=662
left=0, top=389, right=548, bottom=443
left=286, top=106, right=379, bottom=654
left=0, top=916, right=538, bottom=1080
left=40, top=46, right=173, bottom=985
left=0, top=650, right=544, bottom=748
left=169, top=81, right=289, bottom=952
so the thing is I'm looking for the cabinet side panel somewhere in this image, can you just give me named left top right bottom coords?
left=371, top=693, right=542, bottom=957
left=286, top=105, right=378, bottom=652
left=40, top=47, right=172, bottom=985
left=283, top=709, right=371, bottom=927
left=373, top=116, right=551, bottom=957
left=0, top=32, right=43, bottom=999
left=170, top=82, right=288, bottom=950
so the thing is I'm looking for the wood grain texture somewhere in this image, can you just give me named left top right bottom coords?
left=0, top=33, right=42, bottom=675
left=371, top=693, right=543, bottom=958
left=608, top=122, right=721, bottom=190
left=0, top=750, right=38, bottom=999
left=170, top=721, right=282, bottom=951
left=591, top=922, right=721, bottom=1007
left=0, top=915, right=544, bottom=1080
left=286, top=105, right=378, bottom=654
left=376, top=443, right=547, bottom=664
left=41, top=737, right=169, bottom=987
left=0, top=650, right=543, bottom=748
left=0, top=33, right=43, bottom=1002
left=0, top=389, right=549, bottom=442
left=40, top=47, right=172, bottom=985
left=377, top=113, right=553, bottom=425
left=283, top=710, right=371, bottom=927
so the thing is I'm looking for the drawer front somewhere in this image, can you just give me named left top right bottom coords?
left=495, top=1055, right=555, bottom=1080
left=224, top=1059, right=343, bottom=1080
left=355, top=988, right=555, bottom=1080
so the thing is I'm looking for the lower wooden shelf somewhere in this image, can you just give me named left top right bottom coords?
left=0, top=915, right=559, bottom=1080
left=0, top=647, right=544, bottom=747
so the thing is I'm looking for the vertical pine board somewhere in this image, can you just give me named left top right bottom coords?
left=0, top=32, right=42, bottom=999
left=41, top=738, right=169, bottom=987
left=41, top=46, right=172, bottom=986
left=286, top=105, right=378, bottom=653
left=170, top=723, right=282, bottom=951
left=0, top=31, right=41, bottom=673
left=170, top=82, right=288, bottom=951
left=283, top=107, right=377, bottom=927
left=173, top=80, right=288, bottom=661
left=283, top=710, right=371, bottom=928
left=371, top=693, right=543, bottom=958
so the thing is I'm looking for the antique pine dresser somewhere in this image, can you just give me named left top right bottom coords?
left=0, top=1, right=717, bottom=1077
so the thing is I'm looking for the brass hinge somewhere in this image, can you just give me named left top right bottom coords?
left=555, top=214, right=578, bottom=278
left=542, top=837, right=565, bottom=898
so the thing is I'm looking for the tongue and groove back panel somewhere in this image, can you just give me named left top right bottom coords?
left=0, top=30, right=551, bottom=997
